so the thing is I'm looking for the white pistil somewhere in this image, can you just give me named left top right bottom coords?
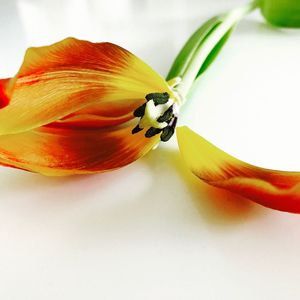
left=138, top=98, right=176, bottom=130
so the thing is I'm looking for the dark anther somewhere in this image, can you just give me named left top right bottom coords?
left=145, top=127, right=162, bottom=138
left=133, top=103, right=146, bottom=118
left=157, top=105, right=173, bottom=123
left=169, top=116, right=178, bottom=128
left=145, top=92, right=169, bottom=106
left=160, top=126, right=175, bottom=142
left=160, top=117, right=178, bottom=142
left=132, top=125, right=143, bottom=134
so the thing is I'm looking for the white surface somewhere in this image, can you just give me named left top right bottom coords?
left=1, top=1, right=300, bottom=299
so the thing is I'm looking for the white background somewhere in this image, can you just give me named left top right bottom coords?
left=1, top=0, right=300, bottom=299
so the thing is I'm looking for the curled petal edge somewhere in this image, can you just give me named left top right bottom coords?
left=176, top=126, right=300, bottom=213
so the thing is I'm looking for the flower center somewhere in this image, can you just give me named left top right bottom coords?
left=132, top=92, right=180, bottom=142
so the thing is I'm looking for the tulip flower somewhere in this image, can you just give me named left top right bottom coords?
left=0, top=38, right=182, bottom=176
left=1, top=1, right=300, bottom=213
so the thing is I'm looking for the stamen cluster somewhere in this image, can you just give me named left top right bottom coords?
left=132, top=92, right=178, bottom=142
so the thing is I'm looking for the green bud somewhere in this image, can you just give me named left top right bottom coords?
left=259, top=0, right=300, bottom=28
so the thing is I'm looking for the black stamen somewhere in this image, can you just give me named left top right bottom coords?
left=169, top=116, right=178, bottom=128
left=145, top=92, right=169, bottom=106
left=132, top=125, right=143, bottom=134
left=145, top=127, right=162, bottom=138
left=157, top=105, right=174, bottom=123
left=133, top=103, right=146, bottom=117
left=160, top=126, right=175, bottom=142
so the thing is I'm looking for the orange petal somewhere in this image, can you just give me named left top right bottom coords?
left=0, top=37, right=171, bottom=134
left=0, top=124, right=159, bottom=176
left=177, top=126, right=300, bottom=213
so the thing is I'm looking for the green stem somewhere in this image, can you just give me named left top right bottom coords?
left=176, top=1, right=258, bottom=101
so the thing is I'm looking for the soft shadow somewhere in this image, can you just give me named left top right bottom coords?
left=144, top=147, right=264, bottom=226
left=0, top=145, right=264, bottom=225
left=0, top=167, right=127, bottom=205
left=235, top=18, right=284, bottom=35
left=1, top=169, right=95, bottom=189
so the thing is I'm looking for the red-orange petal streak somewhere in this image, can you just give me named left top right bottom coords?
left=177, top=126, right=300, bottom=213
left=0, top=79, right=11, bottom=108
left=0, top=124, right=159, bottom=176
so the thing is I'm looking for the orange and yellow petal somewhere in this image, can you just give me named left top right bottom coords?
left=177, top=126, right=300, bottom=213
left=0, top=124, right=159, bottom=176
left=0, top=37, right=172, bottom=134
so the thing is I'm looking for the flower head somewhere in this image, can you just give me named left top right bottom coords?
left=0, top=38, right=180, bottom=175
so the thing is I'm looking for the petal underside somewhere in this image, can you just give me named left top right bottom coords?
left=177, top=126, right=300, bottom=213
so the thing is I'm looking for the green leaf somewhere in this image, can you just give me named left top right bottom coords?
left=196, top=28, right=233, bottom=78
left=166, top=14, right=236, bottom=84
left=169, top=2, right=256, bottom=98
left=259, top=0, right=300, bottom=28
left=166, top=16, right=224, bottom=81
